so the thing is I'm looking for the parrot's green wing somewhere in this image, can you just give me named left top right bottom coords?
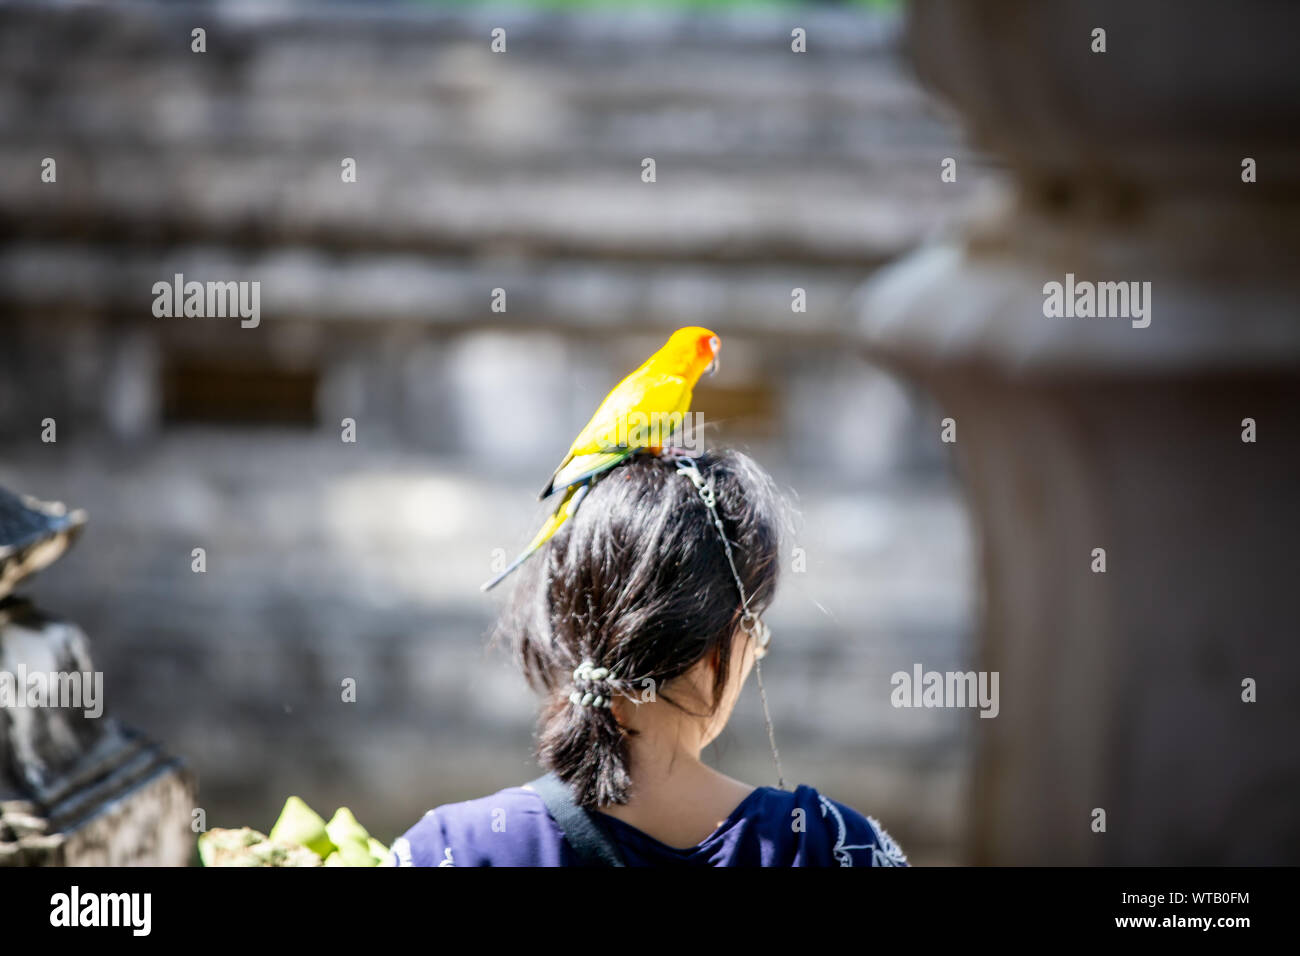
left=545, top=450, right=635, bottom=494
left=539, top=371, right=692, bottom=500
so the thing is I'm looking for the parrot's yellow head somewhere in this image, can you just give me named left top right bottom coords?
left=661, top=326, right=721, bottom=380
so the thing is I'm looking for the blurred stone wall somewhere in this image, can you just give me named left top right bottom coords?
left=0, top=1, right=994, bottom=862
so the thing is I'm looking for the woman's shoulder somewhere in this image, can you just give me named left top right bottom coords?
left=750, top=783, right=910, bottom=867
left=388, top=781, right=909, bottom=868
left=389, top=785, right=566, bottom=867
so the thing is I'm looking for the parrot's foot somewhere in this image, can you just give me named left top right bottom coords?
left=656, top=445, right=696, bottom=462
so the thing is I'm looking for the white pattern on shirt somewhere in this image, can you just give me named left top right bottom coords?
left=817, top=796, right=907, bottom=867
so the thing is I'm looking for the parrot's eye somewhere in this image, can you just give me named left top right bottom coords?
left=708, top=336, right=720, bottom=354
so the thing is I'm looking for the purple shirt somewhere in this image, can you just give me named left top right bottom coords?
left=390, top=783, right=909, bottom=867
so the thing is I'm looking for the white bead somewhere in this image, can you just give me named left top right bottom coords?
left=581, top=692, right=594, bottom=707
left=590, top=667, right=608, bottom=680
left=593, top=696, right=604, bottom=708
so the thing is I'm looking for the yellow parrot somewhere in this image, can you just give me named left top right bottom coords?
left=481, top=326, right=721, bottom=592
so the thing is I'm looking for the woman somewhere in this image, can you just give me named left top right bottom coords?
left=391, top=449, right=907, bottom=866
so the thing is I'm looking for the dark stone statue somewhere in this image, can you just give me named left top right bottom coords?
left=0, top=487, right=194, bottom=866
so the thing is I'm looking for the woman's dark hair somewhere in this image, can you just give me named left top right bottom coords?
left=494, top=449, right=785, bottom=809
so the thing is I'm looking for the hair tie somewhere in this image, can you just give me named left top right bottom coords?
left=569, top=659, right=614, bottom=709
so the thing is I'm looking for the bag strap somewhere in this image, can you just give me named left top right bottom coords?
left=528, top=772, right=627, bottom=867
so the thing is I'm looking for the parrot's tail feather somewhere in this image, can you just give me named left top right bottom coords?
left=480, top=549, right=534, bottom=592
left=482, top=483, right=592, bottom=592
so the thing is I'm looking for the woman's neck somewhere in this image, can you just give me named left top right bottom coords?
left=597, top=727, right=756, bottom=849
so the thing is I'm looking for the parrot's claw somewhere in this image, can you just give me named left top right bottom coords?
left=657, top=446, right=695, bottom=462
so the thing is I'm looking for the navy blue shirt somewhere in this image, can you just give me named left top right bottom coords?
left=390, top=783, right=908, bottom=867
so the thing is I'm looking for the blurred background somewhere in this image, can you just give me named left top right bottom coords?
left=3, top=0, right=1298, bottom=867
left=0, top=0, right=981, bottom=864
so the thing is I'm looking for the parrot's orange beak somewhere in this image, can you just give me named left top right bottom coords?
left=705, top=335, right=720, bottom=376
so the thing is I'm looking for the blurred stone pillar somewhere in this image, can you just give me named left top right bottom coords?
left=857, top=0, right=1300, bottom=863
